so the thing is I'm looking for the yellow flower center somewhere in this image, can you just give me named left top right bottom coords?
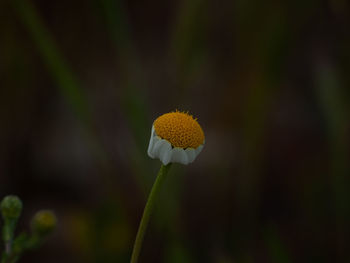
left=154, top=111, right=205, bottom=149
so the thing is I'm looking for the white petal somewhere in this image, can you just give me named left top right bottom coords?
left=151, top=136, right=166, bottom=158
left=148, top=125, right=205, bottom=165
left=171, top=147, right=189, bottom=165
left=147, top=126, right=156, bottom=157
left=185, top=148, right=196, bottom=163
left=158, top=140, right=172, bottom=165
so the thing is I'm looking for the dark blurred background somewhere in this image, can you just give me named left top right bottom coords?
left=1, top=0, right=350, bottom=262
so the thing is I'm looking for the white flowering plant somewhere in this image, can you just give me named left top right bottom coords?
left=130, top=110, right=205, bottom=263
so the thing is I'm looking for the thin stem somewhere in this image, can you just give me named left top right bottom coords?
left=130, top=164, right=172, bottom=263
left=2, top=219, right=16, bottom=256
left=5, top=242, right=11, bottom=254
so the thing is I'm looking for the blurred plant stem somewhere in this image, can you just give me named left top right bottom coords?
left=11, top=0, right=90, bottom=125
left=170, top=0, right=208, bottom=103
left=130, top=164, right=172, bottom=263
left=98, top=0, right=150, bottom=150
left=10, top=0, right=119, bottom=196
left=1, top=196, right=22, bottom=257
left=2, top=219, right=16, bottom=254
left=96, top=0, right=155, bottom=196
left=1, top=233, right=46, bottom=263
left=315, top=59, right=349, bottom=260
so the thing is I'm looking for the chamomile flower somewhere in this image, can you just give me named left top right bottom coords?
left=147, top=111, right=205, bottom=165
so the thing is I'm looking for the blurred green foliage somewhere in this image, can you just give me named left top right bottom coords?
left=1, top=0, right=349, bottom=262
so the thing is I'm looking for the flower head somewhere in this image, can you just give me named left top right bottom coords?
left=147, top=111, right=205, bottom=165
left=1, top=195, right=23, bottom=220
left=31, top=210, right=57, bottom=236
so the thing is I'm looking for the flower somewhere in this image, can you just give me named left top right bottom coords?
left=147, top=111, right=205, bottom=165
left=1, top=195, right=23, bottom=220
left=31, top=210, right=57, bottom=236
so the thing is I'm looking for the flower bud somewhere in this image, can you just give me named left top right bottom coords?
left=0, top=195, right=23, bottom=220
left=31, top=210, right=57, bottom=236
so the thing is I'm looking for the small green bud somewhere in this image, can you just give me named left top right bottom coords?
left=31, top=210, right=57, bottom=236
left=1, top=195, right=23, bottom=220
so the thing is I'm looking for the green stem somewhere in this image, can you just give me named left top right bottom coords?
left=2, top=219, right=17, bottom=255
left=2, top=233, right=42, bottom=263
left=130, top=164, right=172, bottom=263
